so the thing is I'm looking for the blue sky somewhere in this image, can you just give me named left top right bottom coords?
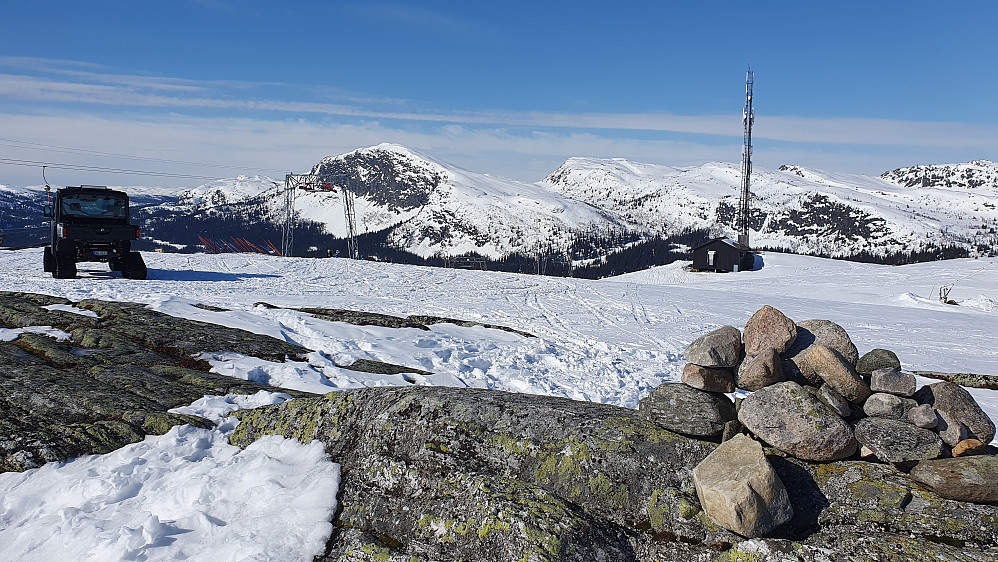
left=1, top=0, right=996, bottom=188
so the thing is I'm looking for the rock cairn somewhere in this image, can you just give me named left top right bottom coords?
left=639, top=305, right=998, bottom=537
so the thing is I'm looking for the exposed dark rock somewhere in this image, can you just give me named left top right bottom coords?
left=937, top=410, right=972, bottom=447
left=0, top=291, right=311, bottom=472
left=856, top=348, right=902, bottom=375
left=911, top=370, right=998, bottom=390
left=684, top=326, right=742, bottom=369
left=915, top=382, right=997, bottom=444
left=910, top=456, right=998, bottom=505
left=907, top=403, right=939, bottom=429
left=816, top=384, right=852, bottom=419
left=738, top=381, right=857, bottom=462
left=852, top=418, right=944, bottom=464
left=638, top=383, right=736, bottom=438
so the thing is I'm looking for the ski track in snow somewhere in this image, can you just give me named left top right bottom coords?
left=2, top=248, right=998, bottom=414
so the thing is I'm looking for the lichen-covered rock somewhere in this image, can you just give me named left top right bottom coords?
left=738, top=381, right=857, bottom=462
left=856, top=348, right=902, bottom=375
left=735, top=348, right=784, bottom=391
left=693, top=434, right=793, bottom=537
left=910, top=456, right=998, bottom=505
left=852, top=418, right=944, bottom=463
left=233, top=386, right=723, bottom=560
left=800, top=345, right=872, bottom=404
left=681, top=363, right=735, bottom=393
left=684, top=325, right=742, bottom=368
left=914, top=382, right=997, bottom=444
left=639, top=383, right=736, bottom=438
left=870, top=367, right=916, bottom=397
left=743, top=305, right=797, bottom=356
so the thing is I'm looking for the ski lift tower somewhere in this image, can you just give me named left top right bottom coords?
left=281, top=173, right=360, bottom=259
left=736, top=65, right=755, bottom=248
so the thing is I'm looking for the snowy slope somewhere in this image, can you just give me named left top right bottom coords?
left=545, top=158, right=998, bottom=258
left=1, top=248, right=997, bottom=558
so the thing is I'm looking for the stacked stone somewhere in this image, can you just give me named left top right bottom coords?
left=638, top=304, right=998, bottom=537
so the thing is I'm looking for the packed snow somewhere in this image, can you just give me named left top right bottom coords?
left=0, top=247, right=997, bottom=559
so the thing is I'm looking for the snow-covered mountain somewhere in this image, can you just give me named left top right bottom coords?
left=9, top=145, right=998, bottom=263
left=302, top=143, right=630, bottom=258
left=544, top=158, right=998, bottom=258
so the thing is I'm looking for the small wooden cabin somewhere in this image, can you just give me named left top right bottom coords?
left=691, top=238, right=756, bottom=273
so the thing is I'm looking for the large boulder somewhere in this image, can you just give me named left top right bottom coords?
left=914, top=382, right=996, bottom=444
left=681, top=363, right=735, bottom=393
left=735, top=348, right=784, bottom=391
left=684, top=325, right=742, bottom=368
left=910, top=456, right=998, bottom=504
left=743, top=305, right=797, bottom=356
left=738, top=381, right=857, bottom=462
left=639, top=383, right=736, bottom=438
left=853, top=418, right=944, bottom=464
left=800, top=345, right=872, bottom=404
left=692, top=434, right=793, bottom=537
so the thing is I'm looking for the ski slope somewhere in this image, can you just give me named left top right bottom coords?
left=1, top=248, right=996, bottom=560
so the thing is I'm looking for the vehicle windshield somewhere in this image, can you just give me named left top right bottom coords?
left=60, top=193, right=128, bottom=219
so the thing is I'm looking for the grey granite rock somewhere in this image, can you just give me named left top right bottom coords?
left=853, top=417, right=944, bottom=463
left=693, top=434, right=793, bottom=537
left=915, top=381, right=996, bottom=444
left=743, top=305, right=797, bottom=356
left=735, top=348, right=784, bottom=391
left=684, top=325, right=743, bottom=368
left=801, top=344, right=872, bottom=404
left=856, top=348, right=902, bottom=375
left=870, top=367, right=916, bottom=397
left=681, top=363, right=735, bottom=393
left=638, top=383, right=736, bottom=438
left=910, top=455, right=998, bottom=505
left=738, top=381, right=857, bottom=462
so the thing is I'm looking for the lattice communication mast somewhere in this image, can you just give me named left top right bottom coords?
left=736, top=66, right=755, bottom=248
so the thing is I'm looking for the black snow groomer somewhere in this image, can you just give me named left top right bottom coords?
left=42, top=186, right=147, bottom=279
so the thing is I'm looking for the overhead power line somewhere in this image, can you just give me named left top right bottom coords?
left=0, top=157, right=227, bottom=181
left=0, top=137, right=288, bottom=176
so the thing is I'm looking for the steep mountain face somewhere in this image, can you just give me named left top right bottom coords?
left=544, top=158, right=998, bottom=258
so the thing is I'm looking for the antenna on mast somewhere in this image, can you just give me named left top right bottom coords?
left=736, top=64, right=754, bottom=248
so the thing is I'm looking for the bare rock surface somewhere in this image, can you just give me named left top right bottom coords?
left=863, top=392, right=907, bottom=419
left=693, top=434, right=793, bottom=537
left=738, top=381, right=857, bottom=462
left=907, top=403, right=939, bottom=429
left=684, top=325, right=742, bottom=368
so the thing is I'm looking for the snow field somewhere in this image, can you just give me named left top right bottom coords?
left=0, top=391, right=341, bottom=562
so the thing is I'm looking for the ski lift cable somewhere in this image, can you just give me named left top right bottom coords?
left=0, top=138, right=288, bottom=175
left=0, top=157, right=226, bottom=181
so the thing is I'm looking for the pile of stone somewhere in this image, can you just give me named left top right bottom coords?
left=638, top=305, right=998, bottom=537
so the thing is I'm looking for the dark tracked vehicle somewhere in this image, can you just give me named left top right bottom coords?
left=42, top=186, right=147, bottom=279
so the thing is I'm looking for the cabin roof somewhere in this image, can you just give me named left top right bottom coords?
left=692, top=237, right=753, bottom=253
